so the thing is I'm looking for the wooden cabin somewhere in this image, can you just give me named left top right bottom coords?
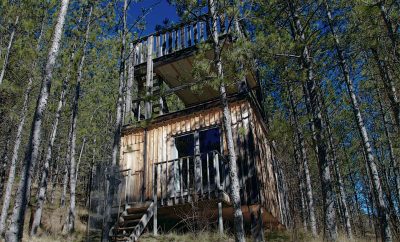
left=111, top=17, right=290, bottom=241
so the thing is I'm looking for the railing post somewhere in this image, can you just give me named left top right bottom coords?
left=206, top=152, right=210, bottom=199
left=174, top=30, right=178, bottom=51
left=125, top=169, right=131, bottom=207
left=193, top=22, right=198, bottom=44
left=199, top=21, right=204, bottom=41
left=187, top=157, right=191, bottom=202
left=187, top=25, right=192, bottom=46
left=155, top=34, right=160, bottom=57
left=168, top=31, right=173, bottom=54
left=152, top=164, right=157, bottom=236
left=214, top=151, right=221, bottom=197
left=180, top=27, right=185, bottom=49
left=162, top=33, right=167, bottom=56
left=179, top=158, right=184, bottom=203
left=173, top=159, right=177, bottom=205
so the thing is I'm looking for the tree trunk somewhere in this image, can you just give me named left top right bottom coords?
left=49, top=156, right=60, bottom=204
left=75, top=137, right=86, bottom=181
left=102, top=0, right=127, bottom=240
left=288, top=1, right=337, bottom=240
left=60, top=160, right=69, bottom=207
left=348, top=169, right=364, bottom=237
left=64, top=6, right=92, bottom=234
left=371, top=48, right=400, bottom=129
left=30, top=68, right=68, bottom=236
left=324, top=1, right=392, bottom=240
left=320, top=92, right=353, bottom=240
left=5, top=1, right=69, bottom=240
left=0, top=15, right=19, bottom=85
left=208, top=1, right=245, bottom=241
left=287, top=83, right=317, bottom=236
left=0, top=16, right=46, bottom=235
left=0, top=127, right=11, bottom=202
left=124, top=43, right=135, bottom=123
left=376, top=87, right=400, bottom=204
left=378, top=2, right=400, bottom=63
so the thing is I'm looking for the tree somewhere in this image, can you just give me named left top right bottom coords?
left=5, top=0, right=70, bottom=240
left=323, top=1, right=392, bottom=240
left=208, top=0, right=246, bottom=241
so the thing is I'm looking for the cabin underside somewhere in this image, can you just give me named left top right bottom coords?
left=119, top=94, right=289, bottom=230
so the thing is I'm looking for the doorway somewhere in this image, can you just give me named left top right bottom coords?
left=173, top=127, right=221, bottom=194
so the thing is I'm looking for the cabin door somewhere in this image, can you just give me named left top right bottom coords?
left=125, top=149, right=144, bottom=203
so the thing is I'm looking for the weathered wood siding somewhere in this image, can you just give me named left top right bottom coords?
left=120, top=98, right=282, bottom=223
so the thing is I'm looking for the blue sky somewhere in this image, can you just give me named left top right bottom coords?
left=128, top=0, right=179, bottom=36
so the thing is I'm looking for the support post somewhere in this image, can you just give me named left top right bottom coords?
left=145, top=36, right=154, bottom=119
left=218, top=202, right=223, bottom=234
left=153, top=164, right=158, bottom=236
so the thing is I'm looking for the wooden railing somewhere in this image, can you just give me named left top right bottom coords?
left=132, top=16, right=231, bottom=66
left=152, top=151, right=228, bottom=206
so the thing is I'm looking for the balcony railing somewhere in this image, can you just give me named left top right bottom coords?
left=152, top=150, right=229, bottom=206
left=132, top=16, right=231, bottom=66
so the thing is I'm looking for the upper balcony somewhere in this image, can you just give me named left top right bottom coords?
left=128, top=16, right=258, bottom=115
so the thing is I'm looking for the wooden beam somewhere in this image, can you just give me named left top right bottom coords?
left=218, top=202, right=223, bottom=234
left=145, top=36, right=154, bottom=119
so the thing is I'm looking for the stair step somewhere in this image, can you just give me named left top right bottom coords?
left=122, top=213, right=142, bottom=220
left=112, top=236, right=130, bottom=241
left=126, top=206, right=148, bottom=214
left=120, top=218, right=140, bottom=226
left=114, top=226, right=136, bottom=231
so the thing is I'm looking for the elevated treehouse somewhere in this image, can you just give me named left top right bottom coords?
left=107, top=16, right=290, bottom=241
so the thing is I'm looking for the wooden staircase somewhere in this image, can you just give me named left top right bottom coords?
left=111, top=202, right=155, bottom=242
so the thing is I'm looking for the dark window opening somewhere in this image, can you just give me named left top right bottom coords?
left=175, top=134, right=194, bottom=191
left=200, top=128, right=221, bottom=188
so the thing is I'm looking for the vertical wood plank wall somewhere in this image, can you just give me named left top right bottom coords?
left=120, top=99, right=283, bottom=224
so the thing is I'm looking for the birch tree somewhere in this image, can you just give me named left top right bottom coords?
left=0, top=15, right=18, bottom=85
left=64, top=5, right=93, bottom=234
left=5, top=0, right=70, bottom=240
left=287, top=1, right=338, bottom=240
left=208, top=0, right=245, bottom=241
left=102, top=0, right=128, bottom=240
left=0, top=16, right=45, bottom=237
left=287, top=83, right=317, bottom=236
left=324, top=1, right=392, bottom=240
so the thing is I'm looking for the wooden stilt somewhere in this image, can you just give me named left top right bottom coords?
left=153, top=164, right=158, bottom=236
left=218, top=202, right=223, bottom=234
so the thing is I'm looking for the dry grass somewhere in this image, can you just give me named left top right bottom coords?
left=140, top=232, right=234, bottom=242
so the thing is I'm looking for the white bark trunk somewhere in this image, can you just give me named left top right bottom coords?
left=0, top=17, right=45, bottom=237
left=5, top=1, right=69, bottom=240
left=0, top=16, right=19, bottom=85
left=208, top=0, right=245, bottom=241
left=324, top=1, right=392, bottom=240
left=0, top=77, right=33, bottom=236
left=102, top=1, right=127, bottom=240
left=64, top=6, right=92, bottom=234
left=60, top=160, right=69, bottom=207
left=288, top=1, right=337, bottom=240
left=287, top=84, right=317, bottom=236
left=30, top=72, right=68, bottom=236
